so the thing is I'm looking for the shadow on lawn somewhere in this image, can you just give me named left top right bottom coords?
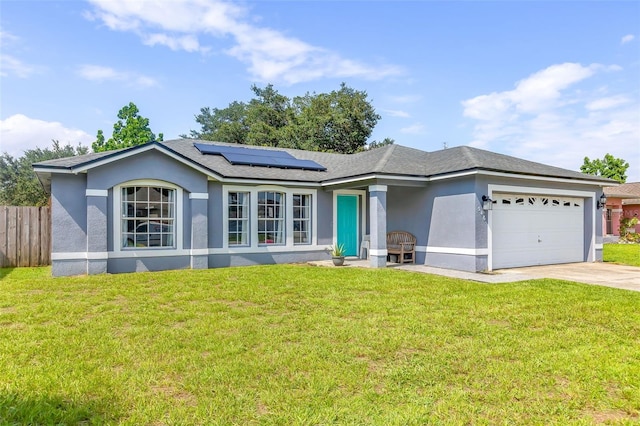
left=0, top=268, right=16, bottom=280
left=0, top=393, right=116, bottom=424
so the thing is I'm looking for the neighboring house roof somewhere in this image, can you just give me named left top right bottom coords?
left=604, top=182, right=640, bottom=199
left=33, top=139, right=615, bottom=190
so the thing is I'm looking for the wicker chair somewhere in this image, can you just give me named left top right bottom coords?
left=386, top=231, right=416, bottom=264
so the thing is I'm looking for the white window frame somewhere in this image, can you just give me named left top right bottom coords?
left=223, top=185, right=317, bottom=250
left=257, top=190, right=286, bottom=246
left=293, top=193, right=312, bottom=245
left=113, top=180, right=184, bottom=255
left=227, top=190, right=250, bottom=247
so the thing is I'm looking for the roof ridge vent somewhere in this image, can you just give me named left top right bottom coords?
left=374, top=144, right=397, bottom=172
left=459, top=145, right=481, bottom=168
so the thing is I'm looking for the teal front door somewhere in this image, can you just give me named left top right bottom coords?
left=337, top=195, right=358, bottom=256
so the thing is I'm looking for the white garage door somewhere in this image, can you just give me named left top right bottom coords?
left=492, top=194, right=584, bottom=269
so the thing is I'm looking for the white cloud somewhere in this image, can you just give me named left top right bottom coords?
left=462, top=63, right=640, bottom=182
left=0, top=114, right=93, bottom=157
left=77, top=64, right=158, bottom=88
left=389, top=94, right=422, bottom=104
left=585, top=95, right=631, bottom=111
left=0, top=54, right=36, bottom=78
left=85, top=0, right=402, bottom=84
left=462, top=63, right=598, bottom=120
left=621, top=34, right=635, bottom=44
left=0, top=29, right=19, bottom=44
left=0, top=29, right=37, bottom=78
left=400, top=123, right=426, bottom=135
left=382, top=109, right=411, bottom=118
left=143, top=33, right=207, bottom=53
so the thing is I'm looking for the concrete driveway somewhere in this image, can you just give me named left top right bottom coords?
left=494, top=262, right=640, bottom=292
left=315, top=259, right=640, bottom=292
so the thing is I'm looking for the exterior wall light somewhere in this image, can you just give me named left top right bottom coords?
left=597, top=193, right=607, bottom=209
left=482, top=195, right=494, bottom=211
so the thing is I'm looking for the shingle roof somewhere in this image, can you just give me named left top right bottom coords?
left=422, top=146, right=605, bottom=180
left=604, top=182, right=640, bottom=198
left=33, top=139, right=614, bottom=185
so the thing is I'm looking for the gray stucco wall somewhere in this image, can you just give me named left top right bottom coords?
left=108, top=256, right=190, bottom=273
left=87, top=150, right=208, bottom=193
left=51, top=174, right=88, bottom=276
left=106, top=189, right=114, bottom=252
left=208, top=182, right=224, bottom=248
left=425, top=177, right=482, bottom=271
left=426, top=177, right=478, bottom=250
left=52, top=260, right=87, bottom=277
left=51, top=174, right=87, bottom=253
left=182, top=190, right=192, bottom=250
left=209, top=250, right=329, bottom=268
left=317, top=189, right=333, bottom=246
left=89, top=149, right=210, bottom=252
left=386, top=185, right=429, bottom=264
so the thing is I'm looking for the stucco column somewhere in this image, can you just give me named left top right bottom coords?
left=86, top=189, right=108, bottom=274
left=190, top=193, right=209, bottom=269
left=369, top=185, right=387, bottom=268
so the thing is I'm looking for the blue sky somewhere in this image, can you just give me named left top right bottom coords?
left=1, top=1, right=639, bottom=181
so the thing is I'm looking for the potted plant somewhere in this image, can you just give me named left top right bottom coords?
left=328, top=243, right=346, bottom=266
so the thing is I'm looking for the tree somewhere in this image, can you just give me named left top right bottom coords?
left=187, top=83, right=384, bottom=154
left=580, top=154, right=630, bottom=183
left=321, top=83, right=380, bottom=153
left=245, top=84, right=293, bottom=148
left=368, top=138, right=395, bottom=149
left=0, top=140, right=88, bottom=206
left=186, top=102, right=249, bottom=144
left=92, top=102, right=163, bottom=152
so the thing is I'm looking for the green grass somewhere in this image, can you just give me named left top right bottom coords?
left=604, top=243, right=640, bottom=267
left=1, top=265, right=639, bottom=425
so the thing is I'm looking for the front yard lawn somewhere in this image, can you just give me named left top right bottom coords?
left=1, top=265, right=639, bottom=424
left=604, top=243, right=640, bottom=267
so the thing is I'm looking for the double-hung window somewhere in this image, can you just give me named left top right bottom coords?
left=121, top=185, right=175, bottom=249
left=224, top=187, right=316, bottom=248
left=228, top=191, right=249, bottom=246
left=258, top=191, right=284, bottom=245
left=293, top=194, right=311, bottom=244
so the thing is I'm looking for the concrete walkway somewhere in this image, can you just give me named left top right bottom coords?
left=309, top=259, right=640, bottom=292
left=493, top=262, right=640, bottom=292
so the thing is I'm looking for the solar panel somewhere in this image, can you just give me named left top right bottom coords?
left=223, top=153, right=327, bottom=171
left=194, top=143, right=294, bottom=159
left=194, top=143, right=326, bottom=171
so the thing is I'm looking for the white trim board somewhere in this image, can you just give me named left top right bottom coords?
left=52, top=252, right=109, bottom=260
left=369, top=249, right=387, bottom=256
left=368, top=185, right=388, bottom=192
left=323, top=170, right=609, bottom=188
left=86, top=189, right=108, bottom=197
left=189, top=193, right=209, bottom=200
left=423, top=246, right=489, bottom=256
left=52, top=245, right=328, bottom=262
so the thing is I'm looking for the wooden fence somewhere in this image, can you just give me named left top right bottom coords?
left=0, top=206, right=51, bottom=268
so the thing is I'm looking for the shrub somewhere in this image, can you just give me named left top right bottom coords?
left=619, top=216, right=639, bottom=243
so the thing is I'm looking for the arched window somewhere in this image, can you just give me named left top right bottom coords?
left=115, top=181, right=182, bottom=250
